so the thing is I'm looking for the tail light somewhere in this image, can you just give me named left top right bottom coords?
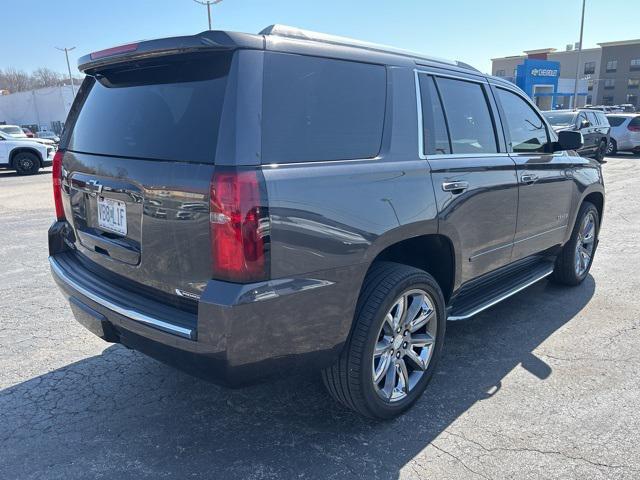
left=209, top=167, right=270, bottom=283
left=628, top=124, right=640, bottom=132
left=52, top=150, right=65, bottom=221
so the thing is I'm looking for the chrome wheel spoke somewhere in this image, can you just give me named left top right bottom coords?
left=397, top=359, right=410, bottom=394
left=374, top=337, right=392, bottom=357
left=402, top=294, right=423, bottom=328
left=381, top=361, right=398, bottom=399
left=404, top=349, right=427, bottom=371
left=373, top=352, right=393, bottom=384
left=409, top=308, right=434, bottom=333
left=411, top=333, right=435, bottom=348
left=391, top=296, right=405, bottom=331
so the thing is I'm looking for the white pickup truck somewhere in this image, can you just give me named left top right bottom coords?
left=0, top=130, right=55, bottom=175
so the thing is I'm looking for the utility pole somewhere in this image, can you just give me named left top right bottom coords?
left=573, top=0, right=586, bottom=109
left=192, top=0, right=223, bottom=30
left=55, top=46, right=76, bottom=97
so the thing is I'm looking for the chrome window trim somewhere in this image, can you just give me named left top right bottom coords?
left=414, top=69, right=501, bottom=160
left=49, top=256, right=195, bottom=340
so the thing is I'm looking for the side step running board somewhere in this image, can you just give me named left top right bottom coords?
left=448, top=260, right=555, bottom=321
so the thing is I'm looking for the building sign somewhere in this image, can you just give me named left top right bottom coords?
left=530, top=68, right=559, bottom=77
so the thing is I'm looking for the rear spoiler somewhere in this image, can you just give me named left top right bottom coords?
left=78, top=30, right=264, bottom=73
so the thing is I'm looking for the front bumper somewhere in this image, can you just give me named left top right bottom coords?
left=48, top=223, right=361, bottom=386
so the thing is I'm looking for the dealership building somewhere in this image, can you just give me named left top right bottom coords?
left=491, top=39, right=640, bottom=110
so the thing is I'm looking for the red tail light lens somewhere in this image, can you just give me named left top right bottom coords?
left=628, top=124, right=640, bottom=132
left=52, top=150, right=65, bottom=221
left=90, top=42, right=139, bottom=60
left=209, top=168, right=269, bottom=283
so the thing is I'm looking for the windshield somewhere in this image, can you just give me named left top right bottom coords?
left=543, top=112, right=577, bottom=127
left=0, top=126, right=27, bottom=137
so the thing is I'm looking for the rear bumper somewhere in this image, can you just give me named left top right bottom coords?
left=48, top=223, right=362, bottom=386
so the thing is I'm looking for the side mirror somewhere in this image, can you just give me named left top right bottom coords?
left=555, top=130, right=584, bottom=152
left=580, top=119, right=591, bottom=129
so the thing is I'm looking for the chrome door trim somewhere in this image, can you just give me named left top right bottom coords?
left=448, top=266, right=554, bottom=321
left=49, top=256, right=195, bottom=340
left=513, top=224, right=567, bottom=245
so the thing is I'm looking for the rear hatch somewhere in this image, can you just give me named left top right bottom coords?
left=60, top=50, right=233, bottom=303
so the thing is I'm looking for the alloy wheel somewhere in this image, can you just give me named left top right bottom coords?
left=575, top=212, right=596, bottom=276
left=372, top=289, right=437, bottom=403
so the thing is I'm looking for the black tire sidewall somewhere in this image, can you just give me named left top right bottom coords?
left=359, top=271, right=446, bottom=419
left=13, top=153, right=40, bottom=175
left=607, top=139, right=617, bottom=155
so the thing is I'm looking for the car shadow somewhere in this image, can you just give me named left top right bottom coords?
left=0, top=169, right=51, bottom=180
left=0, top=276, right=595, bottom=479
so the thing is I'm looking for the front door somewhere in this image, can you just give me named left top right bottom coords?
left=418, top=73, right=518, bottom=286
left=493, top=86, right=574, bottom=261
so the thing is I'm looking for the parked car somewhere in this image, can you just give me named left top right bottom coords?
left=605, top=114, right=640, bottom=154
left=36, top=130, right=60, bottom=144
left=48, top=26, right=605, bottom=419
left=0, top=124, right=28, bottom=138
left=0, top=130, right=55, bottom=174
left=22, top=127, right=35, bottom=138
left=542, top=109, right=610, bottom=162
left=0, top=124, right=56, bottom=147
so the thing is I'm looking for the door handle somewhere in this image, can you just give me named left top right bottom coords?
left=520, top=174, right=538, bottom=185
left=442, top=181, right=469, bottom=193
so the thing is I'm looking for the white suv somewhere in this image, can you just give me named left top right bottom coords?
left=0, top=130, right=55, bottom=175
left=606, top=114, right=640, bottom=155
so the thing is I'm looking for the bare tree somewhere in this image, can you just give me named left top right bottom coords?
left=31, top=67, right=63, bottom=89
left=0, top=67, right=33, bottom=92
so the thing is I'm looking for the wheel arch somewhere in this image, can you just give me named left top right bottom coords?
left=10, top=147, right=44, bottom=167
left=364, top=233, right=456, bottom=303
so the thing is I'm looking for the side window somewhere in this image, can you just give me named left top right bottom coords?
left=262, top=53, right=386, bottom=163
left=435, top=77, right=498, bottom=154
left=418, top=75, right=451, bottom=155
left=496, top=88, right=550, bottom=153
left=585, top=111, right=598, bottom=126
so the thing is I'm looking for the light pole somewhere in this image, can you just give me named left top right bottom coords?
left=572, top=0, right=586, bottom=109
left=192, top=0, right=223, bottom=30
left=55, top=46, right=76, bottom=97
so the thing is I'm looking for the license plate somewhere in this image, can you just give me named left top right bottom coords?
left=97, top=196, right=127, bottom=236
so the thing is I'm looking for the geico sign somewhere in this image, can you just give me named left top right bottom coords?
left=530, top=68, right=558, bottom=77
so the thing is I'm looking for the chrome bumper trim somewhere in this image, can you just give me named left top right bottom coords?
left=49, top=256, right=195, bottom=339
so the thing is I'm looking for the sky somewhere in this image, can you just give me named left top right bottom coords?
left=3, top=0, right=639, bottom=75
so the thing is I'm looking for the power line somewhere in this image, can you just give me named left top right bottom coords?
left=55, top=46, right=76, bottom=97
left=192, top=0, right=223, bottom=30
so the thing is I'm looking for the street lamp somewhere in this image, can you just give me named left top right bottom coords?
left=55, top=46, right=76, bottom=97
left=192, top=0, right=223, bottom=30
left=572, top=0, right=586, bottom=109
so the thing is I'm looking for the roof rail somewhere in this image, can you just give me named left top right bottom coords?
left=259, top=24, right=479, bottom=72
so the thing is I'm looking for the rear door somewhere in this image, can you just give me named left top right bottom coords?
left=493, top=86, right=574, bottom=261
left=60, top=51, right=234, bottom=299
left=418, top=73, right=518, bottom=284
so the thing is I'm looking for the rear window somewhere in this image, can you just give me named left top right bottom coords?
left=67, top=52, right=231, bottom=163
left=607, top=116, right=627, bottom=127
left=262, top=53, right=386, bottom=163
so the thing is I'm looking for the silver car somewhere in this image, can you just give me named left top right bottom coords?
left=606, top=114, right=640, bottom=154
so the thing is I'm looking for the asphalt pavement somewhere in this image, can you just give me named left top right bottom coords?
left=1, top=156, right=639, bottom=479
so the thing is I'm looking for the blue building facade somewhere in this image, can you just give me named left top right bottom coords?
left=513, top=59, right=587, bottom=110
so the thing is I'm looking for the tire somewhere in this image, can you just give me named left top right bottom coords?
left=594, top=140, right=607, bottom=162
left=606, top=138, right=617, bottom=155
left=12, top=152, right=40, bottom=175
left=552, top=202, right=599, bottom=286
left=321, top=262, right=446, bottom=419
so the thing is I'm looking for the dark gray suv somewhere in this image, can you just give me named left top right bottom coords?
left=49, top=25, right=605, bottom=419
